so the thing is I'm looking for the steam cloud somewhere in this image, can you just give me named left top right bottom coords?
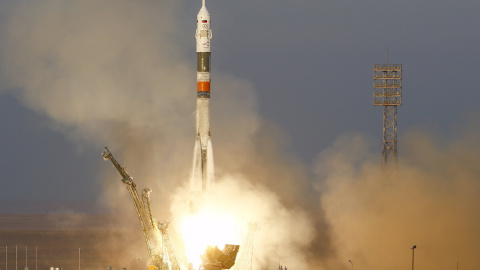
left=1, top=0, right=480, bottom=270
left=0, top=0, right=318, bottom=269
left=317, top=127, right=480, bottom=269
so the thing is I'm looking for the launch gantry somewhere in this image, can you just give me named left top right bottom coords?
left=200, top=245, right=240, bottom=270
left=373, top=57, right=402, bottom=166
left=231, top=223, right=257, bottom=270
left=102, top=147, right=180, bottom=270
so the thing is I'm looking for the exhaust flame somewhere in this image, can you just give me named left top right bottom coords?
left=180, top=202, right=242, bottom=268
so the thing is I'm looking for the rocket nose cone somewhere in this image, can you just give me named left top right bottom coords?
left=197, top=6, right=209, bottom=17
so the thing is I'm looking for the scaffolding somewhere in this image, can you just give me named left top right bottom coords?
left=231, top=223, right=257, bottom=270
left=373, top=63, right=402, bottom=166
left=102, top=147, right=180, bottom=270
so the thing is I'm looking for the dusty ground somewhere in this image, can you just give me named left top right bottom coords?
left=0, top=215, right=147, bottom=270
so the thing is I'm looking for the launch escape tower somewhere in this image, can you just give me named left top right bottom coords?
left=373, top=58, right=402, bottom=166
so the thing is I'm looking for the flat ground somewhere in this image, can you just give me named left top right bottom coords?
left=0, top=215, right=146, bottom=270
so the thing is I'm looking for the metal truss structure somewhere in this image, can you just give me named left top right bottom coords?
left=373, top=64, right=402, bottom=166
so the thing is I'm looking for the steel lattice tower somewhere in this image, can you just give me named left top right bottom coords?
left=373, top=62, right=402, bottom=165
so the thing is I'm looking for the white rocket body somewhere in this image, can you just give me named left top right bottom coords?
left=191, top=0, right=214, bottom=196
left=195, top=1, right=211, bottom=53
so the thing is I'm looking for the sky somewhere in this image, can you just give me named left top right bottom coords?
left=0, top=0, right=479, bottom=269
left=0, top=0, right=476, bottom=208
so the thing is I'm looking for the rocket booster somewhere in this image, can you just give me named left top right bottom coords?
left=191, top=0, right=214, bottom=194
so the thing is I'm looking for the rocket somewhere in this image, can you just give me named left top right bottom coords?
left=190, top=0, right=214, bottom=195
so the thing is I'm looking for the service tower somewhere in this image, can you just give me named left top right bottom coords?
left=191, top=0, right=215, bottom=196
left=373, top=56, right=402, bottom=166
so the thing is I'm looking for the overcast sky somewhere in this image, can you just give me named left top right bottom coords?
left=0, top=0, right=479, bottom=214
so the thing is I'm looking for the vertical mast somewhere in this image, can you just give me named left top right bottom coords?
left=373, top=58, right=402, bottom=166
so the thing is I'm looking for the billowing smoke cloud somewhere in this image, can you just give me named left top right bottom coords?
left=316, top=125, right=480, bottom=269
left=2, top=1, right=479, bottom=270
left=0, top=0, right=322, bottom=269
left=171, top=174, right=317, bottom=269
left=0, top=0, right=261, bottom=214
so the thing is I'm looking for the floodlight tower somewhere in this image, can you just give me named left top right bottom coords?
left=373, top=55, right=402, bottom=166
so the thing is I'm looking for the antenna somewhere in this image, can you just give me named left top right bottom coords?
left=386, top=48, right=389, bottom=65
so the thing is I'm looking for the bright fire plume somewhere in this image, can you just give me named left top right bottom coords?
left=180, top=204, right=243, bottom=268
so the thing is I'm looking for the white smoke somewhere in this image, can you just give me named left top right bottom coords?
left=0, top=1, right=319, bottom=269
left=4, top=1, right=478, bottom=270
left=170, top=175, right=316, bottom=269
left=316, top=126, right=480, bottom=270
